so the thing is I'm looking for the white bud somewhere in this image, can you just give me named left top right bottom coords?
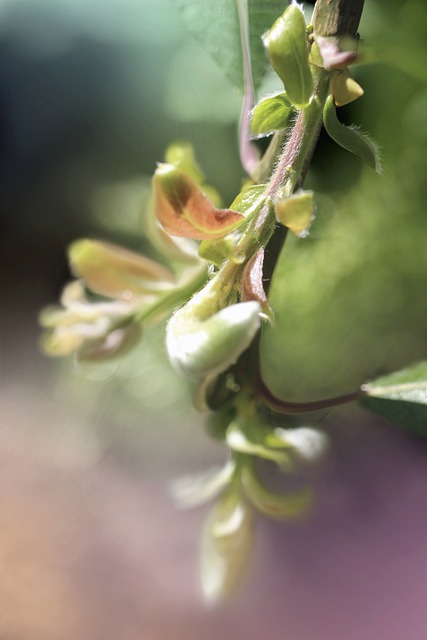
left=166, top=294, right=262, bottom=379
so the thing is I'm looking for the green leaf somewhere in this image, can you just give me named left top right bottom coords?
left=172, top=0, right=287, bottom=93
left=323, top=94, right=382, bottom=173
left=250, top=92, right=294, bottom=138
left=360, top=361, right=427, bottom=437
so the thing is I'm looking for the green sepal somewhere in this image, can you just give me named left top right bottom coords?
left=263, top=3, right=313, bottom=109
left=229, top=183, right=267, bottom=215
left=323, top=94, right=382, bottom=173
left=359, top=361, right=427, bottom=437
left=250, top=92, right=294, bottom=138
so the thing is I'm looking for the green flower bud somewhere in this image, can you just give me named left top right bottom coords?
left=263, top=2, right=313, bottom=109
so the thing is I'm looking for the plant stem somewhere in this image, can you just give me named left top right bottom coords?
left=248, top=0, right=367, bottom=413
left=312, top=0, right=365, bottom=38
left=257, top=374, right=361, bottom=414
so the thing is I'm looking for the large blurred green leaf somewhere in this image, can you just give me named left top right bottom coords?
left=172, top=0, right=287, bottom=93
left=259, top=167, right=427, bottom=401
left=359, top=362, right=427, bottom=437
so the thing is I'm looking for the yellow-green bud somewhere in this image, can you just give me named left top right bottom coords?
left=274, top=189, right=315, bottom=237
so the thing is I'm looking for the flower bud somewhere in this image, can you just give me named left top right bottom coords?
left=166, top=294, right=262, bottom=379
left=69, top=239, right=174, bottom=300
left=200, top=488, right=254, bottom=603
left=263, top=3, right=313, bottom=109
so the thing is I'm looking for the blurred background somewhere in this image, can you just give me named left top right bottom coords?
left=1, top=0, right=427, bottom=638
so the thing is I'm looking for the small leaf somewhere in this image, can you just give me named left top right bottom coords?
left=69, top=239, right=174, bottom=300
left=200, top=488, right=254, bottom=602
left=274, top=189, right=315, bottom=237
left=323, top=95, right=382, bottom=173
left=153, top=164, right=244, bottom=240
left=229, top=182, right=266, bottom=214
left=250, top=92, right=294, bottom=138
left=172, top=0, right=286, bottom=94
left=263, top=3, right=313, bottom=109
left=332, top=68, right=364, bottom=107
left=360, top=361, right=427, bottom=437
left=241, top=457, right=311, bottom=519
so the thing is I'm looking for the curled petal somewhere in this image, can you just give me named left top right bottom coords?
left=153, top=164, right=244, bottom=240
